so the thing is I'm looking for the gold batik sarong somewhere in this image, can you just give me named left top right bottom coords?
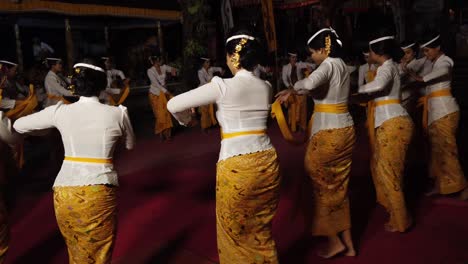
left=149, top=92, right=173, bottom=136
left=53, top=185, right=117, bottom=264
left=372, top=116, right=413, bottom=232
left=428, top=112, right=467, bottom=194
left=285, top=94, right=307, bottom=132
left=200, top=104, right=217, bottom=129
left=297, top=95, right=308, bottom=131
left=216, top=148, right=280, bottom=264
left=305, top=126, right=355, bottom=236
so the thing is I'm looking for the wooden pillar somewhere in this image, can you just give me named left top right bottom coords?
left=65, top=18, right=74, bottom=71
left=157, top=21, right=164, bottom=57
left=14, top=23, right=24, bottom=73
left=104, top=26, right=110, bottom=53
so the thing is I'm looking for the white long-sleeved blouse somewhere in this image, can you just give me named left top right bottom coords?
left=293, top=57, right=354, bottom=137
left=167, top=69, right=274, bottom=161
left=358, top=59, right=409, bottom=128
left=14, top=96, right=135, bottom=187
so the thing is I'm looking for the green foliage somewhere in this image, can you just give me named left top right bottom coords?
left=183, top=39, right=207, bottom=58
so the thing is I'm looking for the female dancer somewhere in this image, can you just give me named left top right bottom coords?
left=14, top=59, right=135, bottom=263
left=147, top=56, right=177, bottom=141
left=198, top=57, right=224, bottom=132
left=168, top=31, right=281, bottom=263
left=357, top=32, right=414, bottom=232
left=408, top=33, right=468, bottom=199
left=276, top=27, right=356, bottom=258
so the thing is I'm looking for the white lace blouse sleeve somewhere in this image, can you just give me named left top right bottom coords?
left=0, top=113, right=21, bottom=145
left=167, top=77, right=223, bottom=125
left=422, top=60, right=452, bottom=83
left=13, top=103, right=61, bottom=133
left=358, top=66, right=392, bottom=94
left=294, top=61, right=331, bottom=91
left=119, top=105, right=135, bottom=150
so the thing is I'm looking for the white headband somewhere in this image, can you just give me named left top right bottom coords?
left=307, top=27, right=343, bottom=47
left=102, top=57, right=110, bottom=60
left=362, top=52, right=369, bottom=56
left=401, top=43, right=416, bottom=50
left=73, top=63, right=105, bottom=73
left=369, top=36, right=394, bottom=45
left=46, top=57, right=61, bottom=61
left=420, top=35, right=440, bottom=48
left=288, top=53, right=297, bottom=57
left=0, top=60, right=17, bottom=66
left=200, top=57, right=210, bottom=61
left=226, top=34, right=255, bottom=44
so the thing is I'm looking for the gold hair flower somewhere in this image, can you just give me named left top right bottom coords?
left=231, top=38, right=248, bottom=69
left=324, top=35, right=331, bottom=56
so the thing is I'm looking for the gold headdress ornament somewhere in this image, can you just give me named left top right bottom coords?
left=226, top=34, right=255, bottom=69
left=324, top=35, right=332, bottom=56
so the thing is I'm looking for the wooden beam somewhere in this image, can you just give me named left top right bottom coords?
left=65, top=18, right=74, bottom=71
left=0, top=0, right=181, bottom=21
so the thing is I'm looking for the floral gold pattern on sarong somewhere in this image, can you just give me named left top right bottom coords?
left=200, top=104, right=217, bottom=129
left=149, top=92, right=173, bottom=135
left=305, top=126, right=355, bottom=236
left=372, top=116, right=413, bottom=232
left=53, top=185, right=117, bottom=264
left=216, top=149, right=280, bottom=264
left=428, top=112, right=467, bottom=194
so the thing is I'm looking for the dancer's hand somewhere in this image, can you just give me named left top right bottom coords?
left=275, top=89, right=294, bottom=103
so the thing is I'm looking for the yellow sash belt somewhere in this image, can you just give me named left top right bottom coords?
left=271, top=100, right=348, bottom=144
left=221, top=130, right=266, bottom=140
left=47, top=94, right=71, bottom=104
left=417, top=88, right=451, bottom=131
left=109, top=86, right=130, bottom=106
left=367, top=98, right=401, bottom=148
left=64, top=156, right=113, bottom=164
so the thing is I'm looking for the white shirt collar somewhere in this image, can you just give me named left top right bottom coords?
left=235, top=69, right=253, bottom=77
left=78, top=96, right=100, bottom=103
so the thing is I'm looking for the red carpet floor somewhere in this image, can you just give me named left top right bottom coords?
left=4, top=117, right=468, bottom=264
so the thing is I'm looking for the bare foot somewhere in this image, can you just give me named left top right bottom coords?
left=458, top=188, right=468, bottom=201
left=425, top=188, right=439, bottom=197
left=317, top=241, right=346, bottom=259
left=384, top=222, right=399, bottom=232
left=344, top=248, right=357, bottom=257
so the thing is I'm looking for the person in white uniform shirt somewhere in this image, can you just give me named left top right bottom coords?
left=253, top=64, right=269, bottom=79
left=147, top=55, right=177, bottom=141
left=0, top=110, right=21, bottom=262
left=0, top=61, right=19, bottom=110
left=407, top=33, right=468, bottom=200
left=167, top=30, right=281, bottom=264
left=398, top=40, right=428, bottom=113
left=103, top=57, right=126, bottom=89
left=357, top=31, right=414, bottom=233
left=44, top=58, right=74, bottom=107
left=358, top=51, right=378, bottom=87
left=197, top=57, right=224, bottom=131
left=281, top=53, right=315, bottom=132
left=14, top=59, right=135, bottom=264
left=276, top=27, right=356, bottom=259
left=99, top=57, right=128, bottom=105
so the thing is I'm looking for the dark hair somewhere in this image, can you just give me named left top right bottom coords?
left=369, top=28, right=403, bottom=62
left=71, top=58, right=107, bottom=97
left=420, top=33, right=441, bottom=49
left=307, top=29, right=343, bottom=58
left=225, top=30, right=260, bottom=71
left=400, top=40, right=418, bottom=54
left=44, top=59, right=62, bottom=69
